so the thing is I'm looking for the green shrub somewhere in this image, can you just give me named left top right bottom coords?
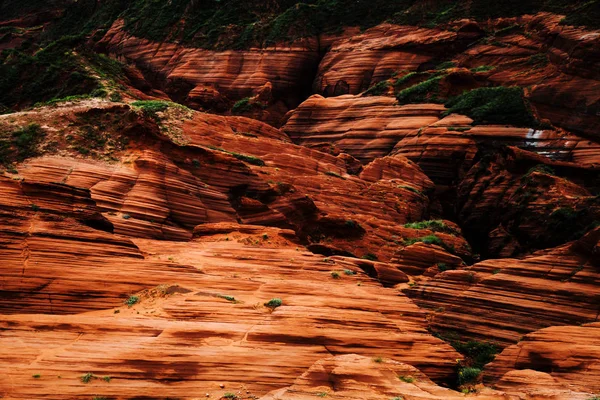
left=453, top=340, right=497, bottom=369
left=131, top=100, right=171, bottom=120
left=343, top=269, right=356, bottom=275
left=362, top=253, right=378, bottom=261
left=264, top=298, right=282, bottom=309
left=458, top=367, right=481, bottom=385
left=436, top=61, right=456, bottom=70
left=437, top=263, right=454, bottom=272
left=218, top=294, right=237, bottom=302
left=229, top=152, right=265, bottom=166
left=373, top=356, right=383, bottom=363
left=444, top=86, right=537, bottom=127
left=122, top=214, right=131, bottom=220
left=403, top=220, right=458, bottom=234
left=396, top=75, right=443, bottom=104
left=80, top=372, right=96, bottom=383
left=330, top=271, right=341, bottom=279
left=102, top=375, right=111, bottom=382
left=223, top=393, right=238, bottom=400
left=209, top=146, right=265, bottom=166
left=0, top=124, right=45, bottom=164
left=398, top=375, right=414, bottom=383
left=363, top=80, right=390, bottom=96
left=32, top=374, right=41, bottom=378
left=231, top=97, right=253, bottom=114
left=471, top=65, right=495, bottom=73
left=397, top=185, right=423, bottom=195
left=124, top=296, right=139, bottom=307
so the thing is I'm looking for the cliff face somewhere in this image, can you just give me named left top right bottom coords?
left=1, top=2, right=600, bottom=400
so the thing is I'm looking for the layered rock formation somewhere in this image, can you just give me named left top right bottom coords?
left=1, top=4, right=600, bottom=400
left=408, top=228, right=600, bottom=347
left=99, top=20, right=322, bottom=125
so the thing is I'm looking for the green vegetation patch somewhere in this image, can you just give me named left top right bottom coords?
left=458, top=366, right=481, bottom=385
left=264, top=298, right=282, bottom=309
left=124, top=295, right=139, bottom=307
left=363, top=80, right=391, bottom=96
left=444, top=86, right=538, bottom=127
left=403, top=219, right=458, bottom=234
left=0, top=124, right=45, bottom=165
left=0, top=35, right=101, bottom=110
left=396, top=74, right=443, bottom=104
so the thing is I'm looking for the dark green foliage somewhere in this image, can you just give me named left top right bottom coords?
left=402, top=234, right=459, bottom=255
left=363, top=80, right=390, bottom=96
left=131, top=100, right=171, bottom=120
left=362, top=253, right=378, bottom=261
left=471, top=65, right=495, bottom=73
left=458, top=367, right=481, bottom=385
left=230, top=152, right=265, bottom=166
left=397, top=185, right=423, bottom=196
left=264, top=298, right=282, bottom=308
left=0, top=124, right=45, bottom=165
left=80, top=372, right=96, bottom=383
left=218, top=294, right=237, bottom=302
left=0, top=35, right=101, bottom=110
left=403, top=234, right=444, bottom=247
left=223, top=394, right=238, bottom=400
left=436, top=61, right=456, bottom=70
left=444, top=86, right=538, bottom=127
left=437, top=263, right=454, bottom=272
left=124, top=295, right=139, bottom=306
left=231, top=97, right=253, bottom=114
left=208, top=146, right=265, bottom=166
left=403, top=219, right=458, bottom=234
left=453, top=340, right=498, bottom=369
left=396, top=75, right=443, bottom=104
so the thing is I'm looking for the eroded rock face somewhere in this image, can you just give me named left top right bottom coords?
left=260, top=354, right=594, bottom=400
left=485, top=323, right=600, bottom=394
left=99, top=20, right=321, bottom=126
left=0, top=229, right=462, bottom=398
left=408, top=228, right=600, bottom=347
left=2, top=7, right=600, bottom=399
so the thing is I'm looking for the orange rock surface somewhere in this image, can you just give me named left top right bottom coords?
left=2, top=7, right=600, bottom=399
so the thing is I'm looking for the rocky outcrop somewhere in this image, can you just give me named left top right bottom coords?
left=99, top=20, right=321, bottom=126
left=260, top=354, right=595, bottom=400
left=0, top=231, right=462, bottom=399
left=457, top=146, right=600, bottom=256
left=313, top=24, right=475, bottom=96
left=282, top=95, right=445, bottom=163
left=282, top=95, right=598, bottom=174
left=485, top=323, right=600, bottom=394
left=408, top=228, right=600, bottom=347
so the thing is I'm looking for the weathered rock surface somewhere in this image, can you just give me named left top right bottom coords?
left=408, top=228, right=600, bottom=347
left=0, top=230, right=462, bottom=398
left=282, top=95, right=598, bottom=174
left=99, top=20, right=321, bottom=125
left=485, top=323, right=600, bottom=394
left=260, top=354, right=595, bottom=400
